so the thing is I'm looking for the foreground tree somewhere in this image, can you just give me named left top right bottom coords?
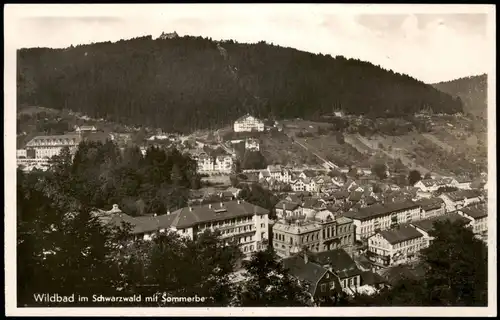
left=239, top=248, right=310, bottom=306
left=408, top=169, right=422, bottom=186
left=349, top=220, right=488, bottom=306
left=120, top=230, right=242, bottom=306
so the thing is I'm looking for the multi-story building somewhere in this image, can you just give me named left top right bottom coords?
left=16, top=149, right=27, bottom=158
left=215, top=155, right=233, bottom=174
left=458, top=205, right=488, bottom=241
left=291, top=178, right=307, bottom=192
left=456, top=177, right=473, bottom=190
left=415, top=198, right=446, bottom=219
left=95, top=201, right=270, bottom=258
left=272, top=210, right=355, bottom=258
left=343, top=201, right=422, bottom=241
left=25, top=134, right=82, bottom=159
left=275, top=200, right=303, bottom=219
left=282, top=253, right=343, bottom=306
left=282, top=249, right=363, bottom=304
left=245, top=138, right=260, bottom=151
left=195, top=152, right=233, bottom=174
left=367, top=226, right=426, bottom=268
left=75, top=125, right=97, bottom=134
left=410, top=212, right=473, bottom=248
left=439, top=190, right=483, bottom=212
left=233, top=114, right=265, bottom=133
left=414, top=178, right=458, bottom=192
left=265, top=165, right=292, bottom=183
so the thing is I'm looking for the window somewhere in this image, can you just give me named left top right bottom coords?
left=349, top=278, right=354, bottom=287
left=320, top=283, right=327, bottom=292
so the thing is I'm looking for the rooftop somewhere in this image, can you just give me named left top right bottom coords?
left=275, top=200, right=301, bottom=211
left=310, top=249, right=362, bottom=279
left=344, top=201, right=420, bottom=221
left=460, top=205, right=488, bottom=219
left=273, top=220, right=321, bottom=234
left=282, top=255, right=333, bottom=295
left=415, top=197, right=444, bottom=211
left=411, top=212, right=472, bottom=233
left=442, top=190, right=482, bottom=201
left=377, top=226, right=424, bottom=245
left=169, top=200, right=269, bottom=229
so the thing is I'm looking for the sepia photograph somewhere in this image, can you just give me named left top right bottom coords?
left=4, top=3, right=496, bottom=317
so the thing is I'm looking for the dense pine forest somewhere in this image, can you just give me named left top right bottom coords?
left=432, top=74, right=488, bottom=119
left=18, top=35, right=464, bottom=133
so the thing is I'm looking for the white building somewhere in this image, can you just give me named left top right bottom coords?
left=195, top=152, right=233, bottom=174
left=25, top=134, right=82, bottom=159
left=264, top=165, right=292, bottom=183
left=275, top=201, right=303, bottom=219
left=414, top=178, right=459, bottom=192
left=233, top=114, right=265, bottom=133
left=367, top=226, right=426, bottom=268
left=93, top=201, right=270, bottom=258
left=458, top=205, right=488, bottom=241
left=16, top=149, right=27, bottom=158
left=439, top=190, right=483, bottom=212
left=245, top=138, right=260, bottom=151
left=344, top=201, right=423, bottom=241
left=75, top=125, right=97, bottom=133
left=415, top=198, right=446, bottom=219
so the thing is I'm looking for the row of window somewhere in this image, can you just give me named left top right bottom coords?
left=198, top=217, right=254, bottom=230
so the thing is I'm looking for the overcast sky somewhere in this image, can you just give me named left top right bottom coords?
left=6, top=4, right=495, bottom=83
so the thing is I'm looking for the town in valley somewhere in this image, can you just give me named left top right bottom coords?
left=13, top=8, right=491, bottom=310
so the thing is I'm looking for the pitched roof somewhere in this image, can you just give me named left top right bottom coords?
left=377, top=226, right=424, bottom=245
left=343, top=201, right=421, bottom=221
left=311, top=249, right=362, bottom=279
left=460, top=205, right=487, bottom=219
left=443, top=189, right=482, bottom=201
left=332, top=191, right=350, bottom=199
left=301, top=170, right=317, bottom=178
left=349, top=191, right=363, bottom=202
left=282, top=255, right=330, bottom=294
left=415, top=197, right=444, bottom=211
left=303, top=198, right=322, bottom=209
left=260, top=170, right=271, bottom=177
left=275, top=200, right=301, bottom=211
left=169, top=200, right=268, bottom=229
left=27, top=134, right=82, bottom=146
left=411, top=212, right=472, bottom=233
left=235, top=113, right=262, bottom=123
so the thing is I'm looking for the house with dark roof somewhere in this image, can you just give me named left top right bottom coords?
left=367, top=225, right=425, bottom=268
left=309, top=249, right=363, bottom=295
left=358, top=270, right=389, bottom=294
left=94, top=201, right=270, bottom=258
left=410, top=212, right=473, bottom=247
left=439, top=189, right=483, bottom=212
left=275, top=200, right=303, bottom=219
left=415, top=197, right=446, bottom=219
left=344, top=201, right=423, bottom=241
left=282, top=253, right=344, bottom=305
left=458, top=204, right=488, bottom=241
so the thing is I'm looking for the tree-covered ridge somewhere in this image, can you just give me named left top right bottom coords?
left=432, top=74, right=487, bottom=119
left=18, top=35, right=463, bottom=133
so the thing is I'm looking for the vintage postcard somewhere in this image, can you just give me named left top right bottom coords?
left=4, top=3, right=496, bottom=317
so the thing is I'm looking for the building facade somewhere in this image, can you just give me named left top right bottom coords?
left=233, top=114, right=265, bottom=133
left=367, top=226, right=426, bottom=268
left=25, top=134, right=82, bottom=159
left=344, top=201, right=422, bottom=241
left=272, top=210, right=355, bottom=258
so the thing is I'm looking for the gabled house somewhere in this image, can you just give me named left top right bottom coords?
left=367, top=225, right=426, bottom=268
left=410, top=212, right=472, bottom=248
left=457, top=204, right=488, bottom=241
left=439, top=190, right=483, bottom=212
left=282, top=253, right=343, bottom=306
left=275, top=200, right=303, bottom=219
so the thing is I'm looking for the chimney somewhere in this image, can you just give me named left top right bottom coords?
left=220, top=202, right=224, bottom=208
left=154, top=213, right=157, bottom=217
left=167, top=210, right=170, bottom=215
left=237, top=200, right=241, bottom=204
left=189, top=207, right=193, bottom=212
left=304, top=253, right=308, bottom=264
left=209, top=204, right=212, bottom=209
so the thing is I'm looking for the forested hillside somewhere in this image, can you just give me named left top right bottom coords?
left=432, top=74, right=487, bottom=119
left=18, top=35, right=463, bottom=133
